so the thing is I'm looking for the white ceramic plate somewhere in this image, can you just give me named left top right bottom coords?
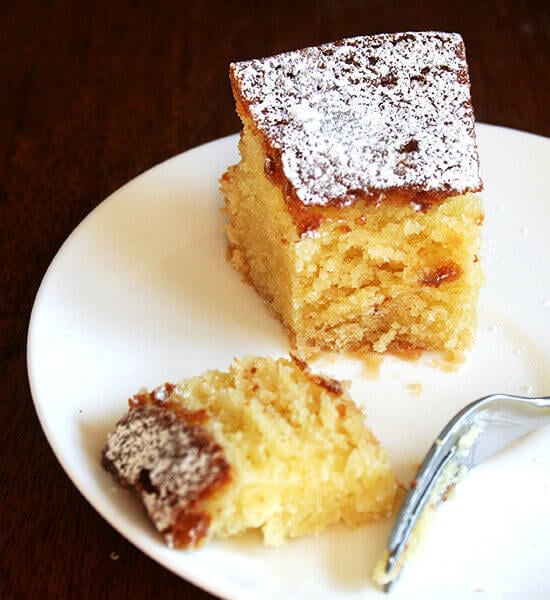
left=28, top=124, right=550, bottom=600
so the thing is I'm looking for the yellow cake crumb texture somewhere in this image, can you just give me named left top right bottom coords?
left=102, top=355, right=400, bottom=548
left=222, top=32, right=484, bottom=359
left=177, top=355, right=399, bottom=545
left=222, top=121, right=484, bottom=358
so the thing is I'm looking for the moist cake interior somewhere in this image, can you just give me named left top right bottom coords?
left=222, top=32, right=484, bottom=357
left=103, top=356, right=400, bottom=547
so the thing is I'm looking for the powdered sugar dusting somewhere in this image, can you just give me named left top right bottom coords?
left=102, top=400, right=230, bottom=547
left=231, top=32, right=482, bottom=206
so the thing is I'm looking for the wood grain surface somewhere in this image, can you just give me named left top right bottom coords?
left=1, top=1, right=548, bottom=598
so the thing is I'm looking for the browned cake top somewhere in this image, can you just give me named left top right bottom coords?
left=231, top=32, right=482, bottom=208
left=102, top=384, right=231, bottom=548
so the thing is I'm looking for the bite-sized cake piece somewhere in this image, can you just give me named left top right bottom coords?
left=102, top=355, right=399, bottom=547
left=221, top=32, right=484, bottom=357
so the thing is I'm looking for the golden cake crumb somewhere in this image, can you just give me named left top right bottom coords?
left=103, top=355, right=400, bottom=547
left=406, top=382, right=423, bottom=396
left=221, top=33, right=484, bottom=358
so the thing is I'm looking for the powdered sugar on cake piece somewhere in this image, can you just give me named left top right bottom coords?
left=231, top=32, right=482, bottom=206
left=102, top=392, right=231, bottom=547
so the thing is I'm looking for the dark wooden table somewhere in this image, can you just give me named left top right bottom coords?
left=2, top=1, right=548, bottom=598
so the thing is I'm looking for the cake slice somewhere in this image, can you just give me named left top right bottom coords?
left=102, top=355, right=399, bottom=547
left=221, top=32, right=484, bottom=358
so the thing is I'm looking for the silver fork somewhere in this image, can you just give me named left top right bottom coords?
left=381, top=393, right=550, bottom=591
